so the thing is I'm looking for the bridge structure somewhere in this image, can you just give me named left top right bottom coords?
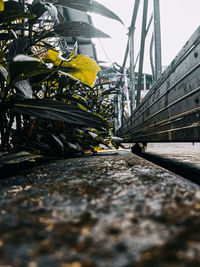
left=116, top=0, right=200, bottom=144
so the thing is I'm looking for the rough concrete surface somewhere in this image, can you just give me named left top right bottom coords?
left=0, top=150, right=200, bottom=267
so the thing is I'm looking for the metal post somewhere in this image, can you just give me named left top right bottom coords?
left=114, top=95, right=118, bottom=134
left=136, top=0, right=148, bottom=107
left=134, top=14, right=153, bottom=74
left=129, top=0, right=140, bottom=113
left=121, top=90, right=125, bottom=124
left=153, top=0, right=162, bottom=80
left=118, top=93, right=122, bottom=128
left=122, top=0, right=140, bottom=70
left=122, top=40, right=129, bottom=71
left=124, top=68, right=131, bottom=116
left=143, top=73, right=146, bottom=91
left=150, top=32, right=155, bottom=82
left=129, top=32, right=136, bottom=112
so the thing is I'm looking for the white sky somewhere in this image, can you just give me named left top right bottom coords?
left=92, top=0, right=200, bottom=74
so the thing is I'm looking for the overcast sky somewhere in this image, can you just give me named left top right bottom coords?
left=92, top=0, right=200, bottom=74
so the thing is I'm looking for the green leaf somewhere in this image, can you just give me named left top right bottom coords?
left=9, top=54, right=41, bottom=82
left=0, top=10, right=35, bottom=24
left=14, top=80, right=33, bottom=98
left=4, top=1, right=22, bottom=11
left=0, top=24, right=26, bottom=31
left=57, top=94, right=91, bottom=110
left=111, top=136, right=123, bottom=149
left=111, top=140, right=119, bottom=149
left=48, top=0, right=123, bottom=24
left=0, top=33, right=15, bottom=41
left=27, top=67, right=56, bottom=83
left=0, top=151, right=41, bottom=165
left=28, top=1, right=47, bottom=24
left=45, top=3, right=59, bottom=23
left=6, top=37, right=30, bottom=63
left=112, top=136, right=123, bottom=144
left=0, top=64, right=8, bottom=81
left=54, top=21, right=110, bottom=38
left=32, top=30, right=56, bottom=44
left=11, top=98, right=107, bottom=129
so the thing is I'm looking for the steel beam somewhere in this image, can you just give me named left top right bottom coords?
left=134, top=14, right=153, bottom=71
left=129, top=0, right=140, bottom=113
left=153, top=0, right=162, bottom=80
left=122, top=40, right=129, bottom=71
left=136, top=0, right=148, bottom=107
left=122, top=0, right=140, bottom=72
left=121, top=0, right=140, bottom=116
left=129, top=31, right=135, bottom=113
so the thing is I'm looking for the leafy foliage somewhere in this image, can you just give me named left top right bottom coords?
left=44, top=49, right=101, bottom=87
left=0, top=0, right=4, bottom=11
left=0, top=0, right=123, bottom=166
left=47, top=0, right=124, bottom=25
left=11, top=97, right=107, bottom=129
left=0, top=10, right=35, bottom=23
left=54, top=21, right=110, bottom=38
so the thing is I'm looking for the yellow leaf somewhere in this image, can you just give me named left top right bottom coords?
left=93, top=146, right=101, bottom=152
left=44, top=49, right=101, bottom=88
left=45, top=49, right=60, bottom=65
left=78, top=103, right=87, bottom=111
left=68, top=42, right=77, bottom=60
left=0, top=0, right=4, bottom=11
left=0, top=50, right=7, bottom=70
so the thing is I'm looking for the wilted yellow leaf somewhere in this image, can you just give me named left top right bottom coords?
left=44, top=49, right=101, bottom=88
left=0, top=0, right=4, bottom=11
left=77, top=103, right=87, bottom=111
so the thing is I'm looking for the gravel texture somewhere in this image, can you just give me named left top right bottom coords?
left=0, top=150, right=200, bottom=267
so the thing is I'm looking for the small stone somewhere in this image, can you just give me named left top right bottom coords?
left=107, top=226, right=121, bottom=235
left=114, top=241, right=127, bottom=252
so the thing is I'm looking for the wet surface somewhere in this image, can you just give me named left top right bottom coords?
left=0, top=150, right=200, bottom=266
left=147, top=143, right=200, bottom=168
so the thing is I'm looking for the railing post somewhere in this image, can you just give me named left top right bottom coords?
left=129, top=0, right=140, bottom=113
left=118, top=93, right=122, bottom=128
left=136, top=0, right=148, bottom=107
left=124, top=68, right=131, bottom=116
left=153, top=0, right=162, bottom=80
left=129, top=29, right=135, bottom=113
left=114, top=94, right=119, bottom=134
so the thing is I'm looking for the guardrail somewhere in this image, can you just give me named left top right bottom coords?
left=117, top=26, right=200, bottom=143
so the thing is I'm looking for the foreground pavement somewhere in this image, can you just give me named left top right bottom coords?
left=147, top=142, right=200, bottom=168
left=0, top=150, right=200, bottom=266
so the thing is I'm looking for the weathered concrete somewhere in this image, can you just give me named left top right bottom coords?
left=0, top=150, right=200, bottom=266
